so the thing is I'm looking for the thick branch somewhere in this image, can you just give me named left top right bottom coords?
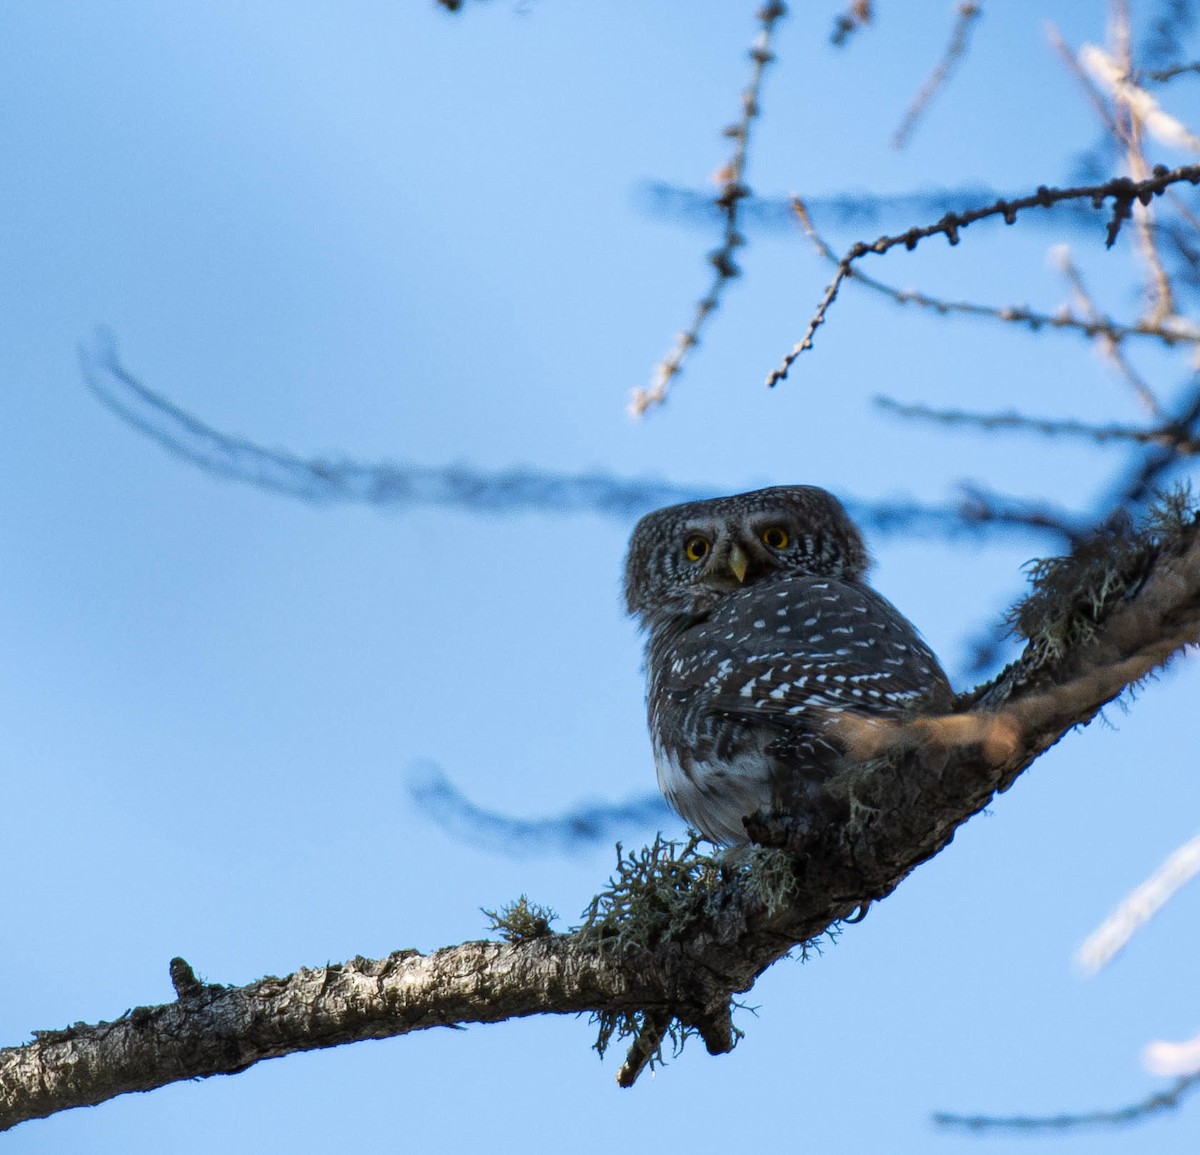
left=0, top=942, right=681, bottom=1131
left=5, top=521, right=1200, bottom=1130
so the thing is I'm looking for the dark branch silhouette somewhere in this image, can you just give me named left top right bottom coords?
left=639, top=181, right=1106, bottom=236
left=1139, top=0, right=1197, bottom=72
left=936, top=1070, right=1200, bottom=1133
left=794, top=198, right=1200, bottom=352
left=1144, top=59, right=1200, bottom=80
left=78, top=332, right=711, bottom=519
left=79, top=333, right=1079, bottom=548
left=769, top=164, right=1200, bottom=385
left=829, top=0, right=872, bottom=47
left=407, top=762, right=675, bottom=855
left=1104, top=373, right=1200, bottom=507
left=874, top=397, right=1198, bottom=449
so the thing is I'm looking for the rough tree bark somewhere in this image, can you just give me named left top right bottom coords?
left=3, top=513, right=1198, bottom=1132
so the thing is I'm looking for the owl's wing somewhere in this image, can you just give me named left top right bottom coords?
left=672, top=574, right=952, bottom=727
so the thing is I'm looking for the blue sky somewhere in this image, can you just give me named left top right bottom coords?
left=3, top=2, right=1200, bottom=1150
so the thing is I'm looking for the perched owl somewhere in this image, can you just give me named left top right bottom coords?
left=624, top=485, right=952, bottom=845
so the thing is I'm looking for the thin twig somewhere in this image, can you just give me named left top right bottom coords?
left=891, top=2, right=981, bottom=150
left=1047, top=21, right=1125, bottom=141
left=792, top=198, right=1200, bottom=351
left=1139, top=0, right=1197, bottom=73
left=1107, top=373, right=1200, bottom=506
left=953, top=482, right=1091, bottom=547
left=769, top=164, right=1200, bottom=384
left=1051, top=245, right=1165, bottom=416
left=830, top=0, right=872, bottom=47
left=79, top=333, right=1088, bottom=549
left=408, top=763, right=673, bottom=856
left=935, top=1071, right=1200, bottom=1132
left=1143, top=60, right=1200, bottom=83
left=1099, top=3, right=1179, bottom=322
left=1083, top=43, right=1200, bottom=154
left=1077, top=831, right=1200, bottom=973
left=874, top=396, right=1196, bottom=448
left=632, top=1, right=787, bottom=417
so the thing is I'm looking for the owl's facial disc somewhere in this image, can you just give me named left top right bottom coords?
left=698, top=535, right=769, bottom=590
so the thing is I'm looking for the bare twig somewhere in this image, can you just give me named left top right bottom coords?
left=935, top=1071, right=1200, bottom=1132
left=644, top=180, right=1122, bottom=238
left=77, top=332, right=714, bottom=519
left=1107, top=373, right=1200, bottom=506
left=615, top=1012, right=671, bottom=1088
left=830, top=0, right=872, bottom=47
left=890, top=2, right=981, bottom=150
left=793, top=199, right=1200, bottom=351
left=407, top=763, right=674, bottom=855
left=1084, top=43, right=1200, bottom=154
left=1138, top=0, right=1197, bottom=73
left=769, top=164, right=1200, bottom=384
left=1077, top=831, right=1200, bottom=973
left=1084, top=8, right=1179, bottom=322
left=1047, top=22, right=1126, bottom=141
left=632, top=1, right=787, bottom=417
left=874, top=396, right=1194, bottom=448
left=954, top=483, right=1090, bottom=546
left=1143, top=61, right=1200, bottom=83
left=83, top=334, right=1087, bottom=550
left=1051, top=244, right=1165, bottom=415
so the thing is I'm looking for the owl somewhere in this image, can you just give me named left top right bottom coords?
left=624, top=485, right=952, bottom=846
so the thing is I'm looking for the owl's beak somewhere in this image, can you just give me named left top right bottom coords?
left=728, top=543, right=749, bottom=584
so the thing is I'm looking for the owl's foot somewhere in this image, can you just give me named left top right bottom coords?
left=742, top=809, right=813, bottom=852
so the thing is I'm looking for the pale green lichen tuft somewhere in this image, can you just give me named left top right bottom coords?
left=482, top=895, right=558, bottom=943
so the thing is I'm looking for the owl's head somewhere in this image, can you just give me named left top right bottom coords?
left=624, top=484, right=869, bottom=626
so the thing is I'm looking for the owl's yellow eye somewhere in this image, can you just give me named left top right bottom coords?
left=684, top=535, right=711, bottom=562
left=761, top=526, right=790, bottom=550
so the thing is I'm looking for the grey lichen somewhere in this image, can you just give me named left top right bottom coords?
left=575, top=834, right=809, bottom=1070
left=577, top=834, right=718, bottom=950
left=1008, top=488, right=1199, bottom=672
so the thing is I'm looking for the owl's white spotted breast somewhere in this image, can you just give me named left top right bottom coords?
left=645, top=571, right=951, bottom=844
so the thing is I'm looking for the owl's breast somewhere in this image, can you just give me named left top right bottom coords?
left=651, top=735, right=772, bottom=846
left=643, top=572, right=951, bottom=844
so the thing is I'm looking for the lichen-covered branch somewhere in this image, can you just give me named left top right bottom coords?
left=4, top=503, right=1199, bottom=1132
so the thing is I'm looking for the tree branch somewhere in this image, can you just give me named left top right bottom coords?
left=769, top=163, right=1200, bottom=384
left=632, top=1, right=787, bottom=416
left=5, top=505, right=1200, bottom=1130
